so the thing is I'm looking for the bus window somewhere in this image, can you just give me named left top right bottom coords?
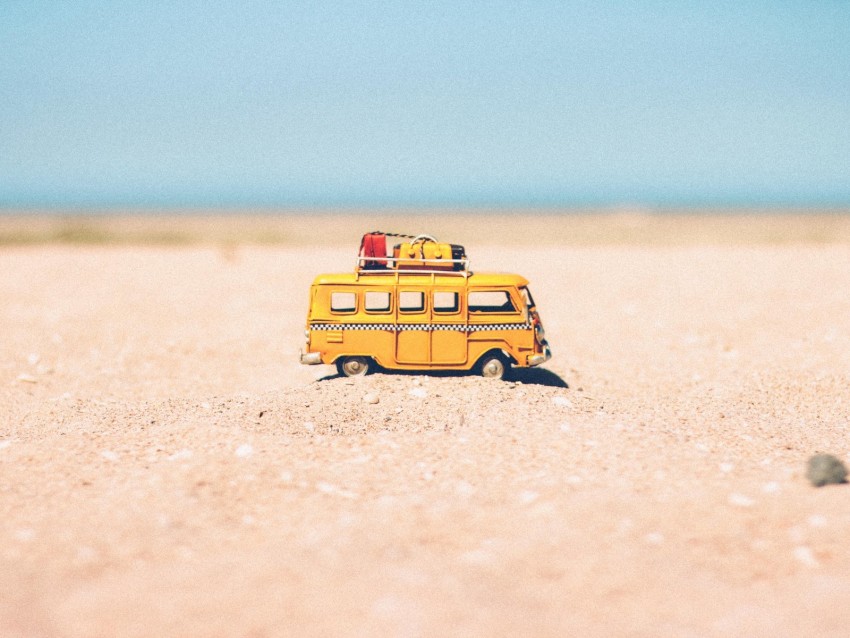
left=330, top=291, right=356, bottom=313
left=433, top=291, right=459, bottom=313
left=365, top=291, right=391, bottom=313
left=399, top=291, right=425, bottom=312
left=469, top=290, right=515, bottom=313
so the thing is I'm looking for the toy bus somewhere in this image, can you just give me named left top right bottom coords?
left=299, top=233, right=551, bottom=379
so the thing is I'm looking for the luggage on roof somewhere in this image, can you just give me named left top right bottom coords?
left=357, top=232, right=467, bottom=272
left=358, top=232, right=388, bottom=269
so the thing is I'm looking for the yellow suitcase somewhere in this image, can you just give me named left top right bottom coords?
left=393, top=240, right=455, bottom=269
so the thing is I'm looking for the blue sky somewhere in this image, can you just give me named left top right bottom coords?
left=1, top=1, right=848, bottom=208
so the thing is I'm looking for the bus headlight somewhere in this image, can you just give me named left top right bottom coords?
left=534, top=323, right=546, bottom=344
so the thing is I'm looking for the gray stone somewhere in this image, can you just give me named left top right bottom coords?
left=806, top=454, right=848, bottom=487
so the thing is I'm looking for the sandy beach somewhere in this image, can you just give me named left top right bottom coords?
left=2, top=213, right=850, bottom=637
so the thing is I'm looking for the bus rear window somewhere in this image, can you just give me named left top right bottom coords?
left=330, top=292, right=356, bottom=312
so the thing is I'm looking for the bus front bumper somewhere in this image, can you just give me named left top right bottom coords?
left=527, top=344, right=551, bottom=367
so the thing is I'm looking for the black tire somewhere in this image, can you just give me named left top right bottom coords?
left=336, top=356, right=371, bottom=377
left=478, top=352, right=509, bottom=380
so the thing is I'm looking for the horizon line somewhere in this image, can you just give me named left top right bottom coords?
left=3, top=203, right=850, bottom=216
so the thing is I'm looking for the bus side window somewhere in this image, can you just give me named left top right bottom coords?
left=399, top=291, right=425, bottom=312
left=365, top=291, right=391, bottom=313
left=433, top=291, right=459, bottom=313
left=330, top=291, right=357, bottom=313
left=469, top=290, right=515, bottom=313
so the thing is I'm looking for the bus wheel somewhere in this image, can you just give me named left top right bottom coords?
left=337, top=356, right=371, bottom=377
left=478, top=353, right=509, bottom=380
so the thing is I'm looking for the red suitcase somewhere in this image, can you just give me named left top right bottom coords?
left=359, top=232, right=388, bottom=269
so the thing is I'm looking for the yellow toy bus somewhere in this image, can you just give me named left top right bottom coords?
left=299, top=233, right=551, bottom=379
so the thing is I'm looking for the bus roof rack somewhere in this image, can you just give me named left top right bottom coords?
left=355, top=254, right=471, bottom=278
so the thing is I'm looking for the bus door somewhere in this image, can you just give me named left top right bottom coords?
left=395, top=288, right=429, bottom=364
left=430, top=288, right=467, bottom=364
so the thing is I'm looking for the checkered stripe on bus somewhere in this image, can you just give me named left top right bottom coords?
left=309, top=322, right=532, bottom=332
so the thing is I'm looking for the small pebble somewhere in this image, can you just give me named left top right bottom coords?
left=552, top=396, right=573, bottom=408
left=235, top=444, right=254, bottom=458
left=16, top=373, right=37, bottom=384
left=793, top=545, right=819, bottom=568
left=518, top=490, right=539, bottom=504
left=100, top=450, right=119, bottom=462
left=617, top=518, right=634, bottom=534
left=27, top=353, right=40, bottom=366
left=14, top=528, right=36, bottom=543
left=644, top=532, right=664, bottom=545
left=316, top=482, right=357, bottom=499
left=806, top=453, right=848, bottom=487
left=719, top=462, right=734, bottom=473
left=362, top=393, right=380, bottom=404
left=409, top=388, right=427, bottom=398
left=455, top=481, right=475, bottom=497
left=762, top=481, right=781, bottom=495
left=728, top=493, right=755, bottom=508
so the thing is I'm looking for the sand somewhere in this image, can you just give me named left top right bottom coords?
left=2, top=215, right=850, bottom=636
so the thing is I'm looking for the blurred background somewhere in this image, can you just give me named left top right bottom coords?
left=1, top=1, right=848, bottom=211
